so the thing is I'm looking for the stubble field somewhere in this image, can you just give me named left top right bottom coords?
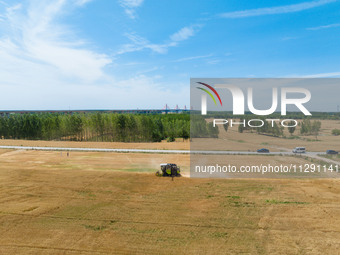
left=0, top=149, right=340, bottom=254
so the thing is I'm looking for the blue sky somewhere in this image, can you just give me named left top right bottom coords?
left=0, top=0, right=339, bottom=110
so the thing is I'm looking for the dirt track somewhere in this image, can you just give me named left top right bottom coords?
left=0, top=139, right=189, bottom=150
left=0, top=150, right=340, bottom=254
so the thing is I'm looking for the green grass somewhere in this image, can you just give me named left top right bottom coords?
left=319, top=154, right=340, bottom=160
left=83, top=224, right=107, bottom=231
left=226, top=195, right=241, bottom=199
left=230, top=201, right=255, bottom=207
left=211, top=232, right=228, bottom=238
left=286, top=135, right=300, bottom=140
left=265, top=199, right=308, bottom=205
left=77, top=190, right=96, bottom=198
left=306, top=156, right=337, bottom=168
left=221, top=195, right=256, bottom=207
left=124, top=168, right=155, bottom=173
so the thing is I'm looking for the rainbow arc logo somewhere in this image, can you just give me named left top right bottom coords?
left=196, top=82, right=222, bottom=106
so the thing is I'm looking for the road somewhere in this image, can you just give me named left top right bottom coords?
left=0, top=145, right=338, bottom=165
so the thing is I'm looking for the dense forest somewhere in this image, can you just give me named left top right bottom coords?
left=0, top=113, right=193, bottom=142
left=2, top=111, right=331, bottom=142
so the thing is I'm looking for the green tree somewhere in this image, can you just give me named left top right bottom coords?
left=207, top=122, right=219, bottom=138
left=288, top=121, right=296, bottom=136
left=311, top=120, right=321, bottom=139
left=332, top=129, right=340, bottom=136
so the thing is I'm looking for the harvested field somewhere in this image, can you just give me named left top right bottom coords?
left=0, top=150, right=340, bottom=254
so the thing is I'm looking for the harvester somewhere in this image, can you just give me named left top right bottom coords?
left=155, top=163, right=181, bottom=177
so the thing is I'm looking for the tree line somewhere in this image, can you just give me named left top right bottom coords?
left=0, top=113, right=190, bottom=142
left=190, top=115, right=219, bottom=138
left=299, top=119, right=322, bottom=139
left=202, top=111, right=340, bottom=120
left=236, top=117, right=284, bottom=137
left=234, top=117, right=321, bottom=138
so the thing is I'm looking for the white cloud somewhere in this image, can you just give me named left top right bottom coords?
left=0, top=0, right=111, bottom=83
left=206, top=59, right=220, bottom=65
left=74, top=0, right=93, bottom=6
left=282, top=36, right=298, bottom=41
left=0, top=72, right=189, bottom=110
left=299, top=71, right=340, bottom=78
left=0, top=1, right=189, bottom=110
left=170, top=26, right=196, bottom=42
left=0, top=1, right=8, bottom=6
left=117, top=32, right=171, bottom=54
left=118, top=25, right=201, bottom=55
left=173, top=54, right=213, bottom=62
left=307, top=23, right=340, bottom=30
left=119, top=0, right=144, bottom=8
left=135, top=66, right=159, bottom=75
left=119, top=0, right=144, bottom=19
left=220, top=0, right=336, bottom=18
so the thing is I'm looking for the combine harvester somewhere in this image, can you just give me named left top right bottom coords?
left=155, top=163, right=181, bottom=178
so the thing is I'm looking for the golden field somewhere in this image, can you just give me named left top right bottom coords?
left=0, top=149, right=340, bottom=254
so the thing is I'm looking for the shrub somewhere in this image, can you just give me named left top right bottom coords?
left=332, top=129, right=340, bottom=136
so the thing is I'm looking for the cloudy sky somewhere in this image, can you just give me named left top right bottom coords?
left=0, top=0, right=339, bottom=110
